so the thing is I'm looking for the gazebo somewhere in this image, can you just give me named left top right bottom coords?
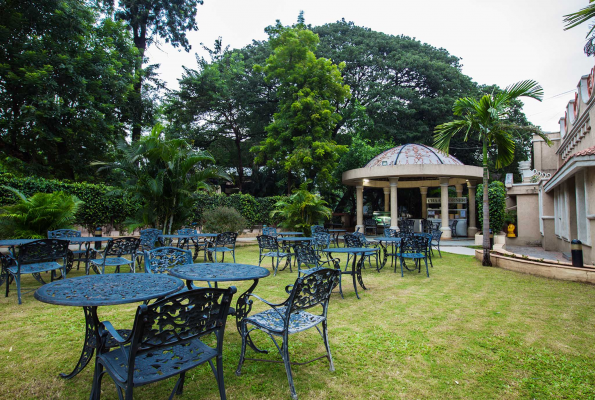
left=342, top=144, right=484, bottom=239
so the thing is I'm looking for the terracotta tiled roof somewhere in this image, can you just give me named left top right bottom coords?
left=571, top=145, right=595, bottom=157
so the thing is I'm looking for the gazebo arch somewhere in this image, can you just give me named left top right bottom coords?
left=342, top=144, right=484, bottom=239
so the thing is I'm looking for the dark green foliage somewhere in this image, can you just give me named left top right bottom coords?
left=0, top=188, right=83, bottom=239
left=477, top=182, right=507, bottom=233
left=0, top=173, right=137, bottom=231
left=0, top=0, right=138, bottom=180
left=193, top=193, right=286, bottom=227
left=271, top=185, right=332, bottom=235
left=202, top=206, right=247, bottom=234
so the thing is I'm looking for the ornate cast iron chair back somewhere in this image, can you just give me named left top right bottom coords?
left=144, top=247, right=192, bottom=274
left=18, top=239, right=70, bottom=265
left=177, top=228, right=197, bottom=236
left=104, top=237, right=140, bottom=258
left=215, top=232, right=238, bottom=247
left=311, top=225, right=327, bottom=234
left=262, top=227, right=278, bottom=237
left=48, top=229, right=82, bottom=239
left=287, top=268, right=341, bottom=316
left=383, top=228, right=397, bottom=237
left=257, top=235, right=279, bottom=253
left=431, top=229, right=443, bottom=257
left=94, top=287, right=236, bottom=400
left=313, top=232, right=331, bottom=251
left=294, top=243, right=321, bottom=267
left=400, top=235, right=429, bottom=255
left=343, top=233, right=362, bottom=248
left=139, top=228, right=162, bottom=250
left=450, top=219, right=459, bottom=238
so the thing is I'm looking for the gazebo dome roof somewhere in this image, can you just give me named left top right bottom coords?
left=365, top=144, right=464, bottom=167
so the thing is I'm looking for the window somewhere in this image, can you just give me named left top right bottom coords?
left=554, top=183, right=570, bottom=240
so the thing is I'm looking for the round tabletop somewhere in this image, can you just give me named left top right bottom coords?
left=0, top=239, right=37, bottom=247
left=169, top=263, right=270, bottom=282
left=328, top=229, right=347, bottom=233
left=197, top=233, right=218, bottom=237
left=373, top=237, right=402, bottom=242
left=279, top=232, right=303, bottom=236
left=323, top=247, right=378, bottom=253
left=159, top=234, right=197, bottom=239
left=34, top=274, right=185, bottom=307
left=67, top=237, right=114, bottom=243
left=280, top=236, right=313, bottom=241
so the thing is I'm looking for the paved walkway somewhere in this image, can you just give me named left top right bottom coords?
left=505, top=245, right=566, bottom=262
left=439, top=246, right=476, bottom=256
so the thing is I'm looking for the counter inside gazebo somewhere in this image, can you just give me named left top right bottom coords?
left=342, top=144, right=484, bottom=239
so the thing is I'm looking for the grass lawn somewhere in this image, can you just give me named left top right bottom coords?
left=2, top=245, right=595, bottom=399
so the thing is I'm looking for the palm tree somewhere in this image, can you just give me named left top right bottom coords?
left=563, top=0, right=595, bottom=55
left=96, top=124, right=230, bottom=234
left=434, top=81, right=550, bottom=266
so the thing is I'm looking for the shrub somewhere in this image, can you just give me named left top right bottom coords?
left=0, top=188, right=83, bottom=239
left=193, top=192, right=286, bottom=227
left=271, top=184, right=332, bottom=235
left=0, top=173, right=138, bottom=232
left=477, top=181, right=506, bottom=233
left=202, top=206, right=248, bottom=234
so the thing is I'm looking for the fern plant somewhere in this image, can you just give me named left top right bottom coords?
left=271, top=184, right=332, bottom=235
left=0, top=186, right=83, bottom=239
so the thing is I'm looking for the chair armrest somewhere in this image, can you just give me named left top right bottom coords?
left=99, top=321, right=130, bottom=345
left=285, top=284, right=294, bottom=294
left=247, top=293, right=287, bottom=308
left=319, top=258, right=341, bottom=270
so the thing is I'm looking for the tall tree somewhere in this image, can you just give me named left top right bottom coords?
left=251, top=22, right=351, bottom=193
left=0, top=0, right=137, bottom=180
left=100, top=0, right=204, bottom=141
left=434, top=81, right=549, bottom=266
left=564, top=0, right=595, bottom=55
left=165, top=39, right=276, bottom=192
left=313, top=20, right=477, bottom=144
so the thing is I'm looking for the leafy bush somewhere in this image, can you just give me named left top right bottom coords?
left=477, top=181, right=507, bottom=233
left=0, top=173, right=138, bottom=231
left=0, top=188, right=83, bottom=239
left=202, top=207, right=247, bottom=234
left=193, top=192, right=286, bottom=227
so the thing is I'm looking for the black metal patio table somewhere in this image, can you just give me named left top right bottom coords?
left=169, top=263, right=270, bottom=353
left=0, top=239, right=37, bottom=255
left=323, top=247, right=378, bottom=299
left=328, top=229, right=346, bottom=247
left=34, top=273, right=184, bottom=379
left=373, top=237, right=402, bottom=271
left=278, top=231, right=303, bottom=237
left=158, top=233, right=217, bottom=259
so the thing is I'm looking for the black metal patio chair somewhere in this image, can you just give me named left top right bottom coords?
left=399, top=234, right=430, bottom=277
left=90, top=287, right=236, bottom=400
left=431, top=229, right=443, bottom=258
left=136, top=228, right=162, bottom=268
left=311, top=225, right=328, bottom=234
left=312, top=232, right=331, bottom=256
left=348, top=232, right=379, bottom=270
left=383, top=228, right=398, bottom=237
left=293, top=243, right=343, bottom=297
left=47, top=229, right=88, bottom=271
left=450, top=219, right=459, bottom=238
left=5, top=239, right=71, bottom=304
left=177, top=228, right=209, bottom=261
left=364, top=218, right=377, bottom=235
left=236, top=268, right=341, bottom=400
left=257, top=235, right=292, bottom=276
left=89, top=237, right=140, bottom=274
left=207, top=232, right=238, bottom=263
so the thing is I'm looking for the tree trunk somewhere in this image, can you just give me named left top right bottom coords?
left=234, top=131, right=244, bottom=192
left=131, top=22, right=147, bottom=142
left=482, top=137, right=492, bottom=266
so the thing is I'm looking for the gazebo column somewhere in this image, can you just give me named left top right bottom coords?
left=420, top=186, right=428, bottom=219
left=389, top=178, right=399, bottom=229
left=383, top=187, right=390, bottom=212
left=356, top=184, right=364, bottom=232
left=455, top=184, right=464, bottom=209
left=440, top=177, right=452, bottom=239
left=467, top=180, right=478, bottom=237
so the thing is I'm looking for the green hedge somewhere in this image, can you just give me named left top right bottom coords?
left=477, top=181, right=507, bottom=232
left=193, top=193, right=286, bottom=226
left=0, top=173, right=138, bottom=231
left=0, top=173, right=285, bottom=230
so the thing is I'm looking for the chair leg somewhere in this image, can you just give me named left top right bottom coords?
left=424, top=258, right=430, bottom=278
left=215, top=355, right=227, bottom=400
left=322, top=320, right=335, bottom=372
left=236, top=321, right=248, bottom=376
left=16, top=274, right=21, bottom=305
left=399, top=257, right=404, bottom=277
left=89, top=360, right=103, bottom=400
left=281, top=338, right=298, bottom=400
left=175, top=371, right=186, bottom=396
left=124, top=385, right=133, bottom=400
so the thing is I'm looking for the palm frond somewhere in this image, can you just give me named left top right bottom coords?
left=564, top=1, right=595, bottom=38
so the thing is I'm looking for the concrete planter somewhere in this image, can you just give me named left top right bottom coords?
left=474, top=233, right=506, bottom=246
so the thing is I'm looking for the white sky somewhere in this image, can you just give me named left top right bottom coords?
left=148, top=0, right=595, bottom=132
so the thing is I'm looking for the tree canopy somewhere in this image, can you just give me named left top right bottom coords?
left=0, top=0, right=138, bottom=180
left=251, top=22, right=351, bottom=193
